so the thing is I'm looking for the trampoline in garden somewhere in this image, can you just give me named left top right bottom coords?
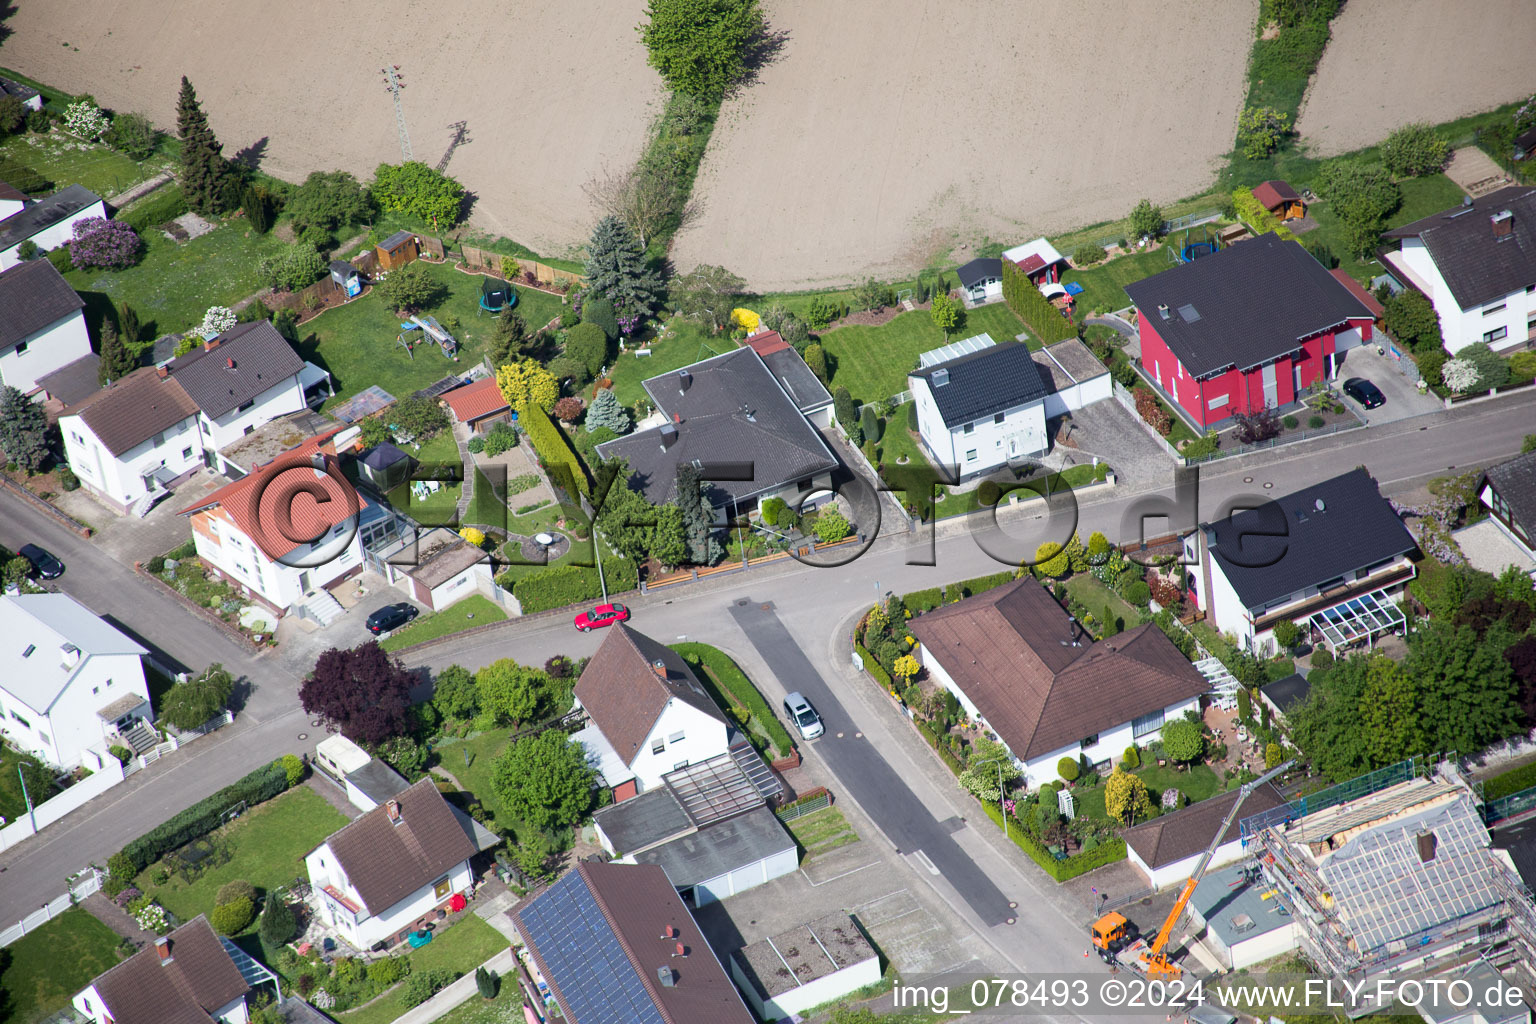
left=1180, top=242, right=1218, bottom=262
left=479, top=277, right=517, bottom=314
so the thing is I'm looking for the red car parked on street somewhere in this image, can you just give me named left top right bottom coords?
left=574, top=603, right=631, bottom=631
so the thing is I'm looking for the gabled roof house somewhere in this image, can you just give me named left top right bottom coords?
left=908, top=577, right=1209, bottom=786
left=1125, top=233, right=1375, bottom=429
left=0, top=258, right=91, bottom=397
left=1383, top=186, right=1536, bottom=355
left=1479, top=449, right=1536, bottom=574
left=1185, top=468, right=1417, bottom=654
left=513, top=860, right=755, bottom=1024
left=0, top=184, right=106, bottom=271
left=1123, top=781, right=1287, bottom=889
left=74, top=916, right=251, bottom=1024
left=907, top=335, right=1052, bottom=480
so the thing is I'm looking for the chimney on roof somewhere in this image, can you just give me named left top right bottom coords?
left=933, top=368, right=950, bottom=388
left=678, top=369, right=691, bottom=394
left=672, top=942, right=688, bottom=958
left=652, top=659, right=667, bottom=679
left=659, top=423, right=678, bottom=450
left=1158, top=304, right=1171, bottom=320
left=156, top=365, right=169, bottom=379
left=1492, top=209, right=1514, bottom=239
left=205, top=337, right=221, bottom=350
left=226, top=358, right=236, bottom=370
left=657, top=966, right=675, bottom=988
left=386, top=799, right=402, bottom=825
left=1416, top=831, right=1437, bottom=863
left=60, top=643, right=80, bottom=669
left=155, top=937, right=173, bottom=964
left=740, top=403, right=756, bottom=422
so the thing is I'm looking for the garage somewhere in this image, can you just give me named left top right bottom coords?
left=636, top=807, right=799, bottom=906
left=1034, top=338, right=1113, bottom=419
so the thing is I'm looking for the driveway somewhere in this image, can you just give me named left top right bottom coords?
left=85, top=467, right=229, bottom=566
left=1058, top=398, right=1176, bottom=486
left=1334, top=344, right=1440, bottom=426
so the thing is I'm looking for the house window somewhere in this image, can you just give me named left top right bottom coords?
left=1483, top=303, right=1507, bottom=316
left=14, top=340, right=27, bottom=354
left=965, top=449, right=978, bottom=462
left=38, top=730, right=48, bottom=746
left=182, top=446, right=194, bottom=459
left=1132, top=710, right=1165, bottom=738
left=1080, top=734, right=1099, bottom=749
left=93, top=686, right=98, bottom=695
left=243, top=425, right=255, bottom=436
left=237, top=400, right=255, bottom=413
left=994, top=413, right=1005, bottom=425
left=651, top=738, right=665, bottom=754
left=674, top=760, right=689, bottom=770
left=151, top=431, right=165, bottom=447
left=1208, top=393, right=1230, bottom=409
left=668, top=730, right=684, bottom=744
left=10, top=710, right=30, bottom=728
left=433, top=875, right=451, bottom=900
left=963, top=422, right=975, bottom=434
left=71, top=431, right=83, bottom=445
left=1485, top=326, right=1508, bottom=343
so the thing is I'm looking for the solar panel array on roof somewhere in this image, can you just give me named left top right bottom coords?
left=919, top=333, right=996, bottom=367
left=517, top=871, right=666, bottom=1024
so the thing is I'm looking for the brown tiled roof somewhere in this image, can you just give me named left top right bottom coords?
left=0, top=180, right=27, bottom=203
left=574, top=624, right=727, bottom=767
left=168, top=320, right=304, bottom=419
left=89, top=915, right=248, bottom=1024
left=63, top=366, right=200, bottom=456
left=1123, top=783, right=1287, bottom=869
left=443, top=377, right=509, bottom=422
left=317, top=778, right=477, bottom=914
left=0, top=259, right=85, bottom=350
left=1252, top=180, right=1300, bottom=210
left=1485, top=450, right=1536, bottom=540
left=908, top=578, right=1210, bottom=760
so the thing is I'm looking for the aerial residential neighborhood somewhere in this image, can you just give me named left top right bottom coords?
left=1, top=3, right=1536, bottom=1024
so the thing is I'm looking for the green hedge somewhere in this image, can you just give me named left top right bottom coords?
left=120, top=760, right=292, bottom=873
left=523, top=405, right=588, bottom=497
left=903, top=571, right=1015, bottom=616
left=1001, top=259, right=1076, bottom=343
left=119, top=186, right=190, bottom=233
left=0, top=155, right=52, bottom=195
left=1485, top=762, right=1536, bottom=801
left=915, top=719, right=963, bottom=774
left=672, top=643, right=794, bottom=758
left=978, top=800, right=1127, bottom=881
left=904, top=588, right=943, bottom=614
left=855, top=643, right=892, bottom=689
left=507, top=558, right=637, bottom=614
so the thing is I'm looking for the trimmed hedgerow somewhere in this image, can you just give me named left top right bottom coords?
left=506, top=558, right=637, bottom=614
left=119, top=760, right=292, bottom=873
left=673, top=643, right=794, bottom=758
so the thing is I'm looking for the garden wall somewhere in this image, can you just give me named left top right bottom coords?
left=0, top=762, right=125, bottom=850
left=461, top=246, right=585, bottom=290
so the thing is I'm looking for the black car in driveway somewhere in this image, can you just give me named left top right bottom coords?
left=17, top=543, right=64, bottom=579
left=365, top=602, right=419, bottom=635
left=1342, top=377, right=1386, bottom=409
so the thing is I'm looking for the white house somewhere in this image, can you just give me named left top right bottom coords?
left=74, top=916, right=250, bottom=1024
left=390, top=528, right=494, bottom=612
left=907, top=577, right=1210, bottom=788
left=1186, top=468, right=1418, bottom=655
left=0, top=185, right=107, bottom=271
left=1382, top=186, right=1536, bottom=355
left=907, top=335, right=1052, bottom=480
left=0, top=593, right=153, bottom=770
left=0, top=259, right=90, bottom=396
left=572, top=624, right=733, bottom=801
left=305, top=778, right=480, bottom=951
left=1122, top=782, right=1287, bottom=890
left=957, top=257, right=1004, bottom=304
left=61, top=321, right=313, bottom=515
left=180, top=430, right=368, bottom=619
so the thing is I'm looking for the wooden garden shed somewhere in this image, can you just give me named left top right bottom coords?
left=1252, top=180, right=1305, bottom=221
left=376, top=230, right=419, bottom=271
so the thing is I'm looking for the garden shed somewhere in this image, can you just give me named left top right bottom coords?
left=375, top=231, right=419, bottom=271
left=359, top=442, right=412, bottom=490
left=1252, top=180, right=1305, bottom=221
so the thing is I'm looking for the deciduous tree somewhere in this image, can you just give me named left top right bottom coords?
left=491, top=730, right=595, bottom=830
left=496, top=359, right=559, bottom=413
left=1237, top=105, right=1290, bottom=159
left=160, top=663, right=236, bottom=731
left=287, top=170, right=373, bottom=248
left=258, top=243, right=326, bottom=292
left=476, top=659, right=554, bottom=728
left=1406, top=620, right=1521, bottom=758
left=1358, top=656, right=1423, bottom=767
left=638, top=0, right=767, bottom=100
left=1381, top=122, right=1450, bottom=178
left=1382, top=290, right=1442, bottom=352
left=1159, top=718, right=1204, bottom=766
left=104, top=112, right=159, bottom=160
left=431, top=664, right=479, bottom=721
left=672, top=263, right=744, bottom=334
left=372, top=161, right=465, bottom=230
left=1104, top=768, right=1153, bottom=826
left=1129, top=198, right=1163, bottom=239
left=377, top=262, right=446, bottom=314
left=930, top=292, right=962, bottom=338
left=299, top=642, right=414, bottom=746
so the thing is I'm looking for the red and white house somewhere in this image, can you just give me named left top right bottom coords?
left=1124, top=233, right=1376, bottom=430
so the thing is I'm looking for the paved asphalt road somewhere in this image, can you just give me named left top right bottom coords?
left=2, top=393, right=1532, bottom=964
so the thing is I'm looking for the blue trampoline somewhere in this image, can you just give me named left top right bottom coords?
left=1180, top=242, right=1218, bottom=262
left=479, top=277, right=517, bottom=314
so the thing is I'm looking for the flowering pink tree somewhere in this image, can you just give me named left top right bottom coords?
left=70, top=218, right=142, bottom=270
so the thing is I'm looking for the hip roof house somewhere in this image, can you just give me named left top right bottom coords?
left=1125, top=233, right=1375, bottom=430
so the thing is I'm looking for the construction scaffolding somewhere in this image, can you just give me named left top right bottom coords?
left=1241, top=756, right=1424, bottom=839
left=1250, top=764, right=1536, bottom=994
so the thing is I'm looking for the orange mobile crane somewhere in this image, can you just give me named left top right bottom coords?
left=1091, top=760, right=1293, bottom=980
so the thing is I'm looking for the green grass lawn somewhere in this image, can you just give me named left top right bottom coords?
left=1062, top=575, right=1140, bottom=635
left=0, top=743, right=56, bottom=823
left=960, top=302, right=1030, bottom=346
left=822, top=306, right=1027, bottom=405
left=385, top=432, right=462, bottom=525
left=299, top=261, right=560, bottom=414
left=433, top=729, right=517, bottom=827
left=380, top=594, right=506, bottom=652
left=608, top=321, right=736, bottom=407
left=1072, top=764, right=1223, bottom=824
left=335, top=916, right=507, bottom=1024
left=786, top=807, right=860, bottom=857
left=0, top=130, right=172, bottom=198
left=1, top=908, right=123, bottom=1024
left=427, top=983, right=523, bottom=1024
left=135, top=786, right=348, bottom=923
left=1061, top=248, right=1174, bottom=316
left=1303, top=173, right=1467, bottom=285
left=65, top=218, right=291, bottom=340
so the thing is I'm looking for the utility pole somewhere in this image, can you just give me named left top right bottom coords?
left=381, top=64, right=413, bottom=161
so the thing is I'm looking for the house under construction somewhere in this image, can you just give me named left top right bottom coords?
left=1246, top=762, right=1536, bottom=998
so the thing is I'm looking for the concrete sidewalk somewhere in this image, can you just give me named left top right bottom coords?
left=389, top=947, right=517, bottom=1024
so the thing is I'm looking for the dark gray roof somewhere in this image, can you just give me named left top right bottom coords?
left=908, top=340, right=1049, bottom=427
left=329, top=259, right=358, bottom=276
left=36, top=352, right=101, bottom=403
left=0, top=184, right=103, bottom=252
left=1260, top=673, right=1311, bottom=715
left=0, top=77, right=39, bottom=104
left=1204, top=468, right=1416, bottom=609
left=0, top=258, right=85, bottom=349
left=345, top=758, right=410, bottom=806
left=596, top=347, right=837, bottom=508
left=758, top=347, right=832, bottom=413
left=361, top=442, right=409, bottom=470
left=1484, top=450, right=1536, bottom=538
left=380, top=230, right=414, bottom=250
left=1124, top=233, right=1373, bottom=378
left=957, top=257, right=1002, bottom=289
left=593, top=787, right=694, bottom=854
left=167, top=320, right=304, bottom=419
left=630, top=806, right=794, bottom=888
left=1384, top=187, right=1536, bottom=310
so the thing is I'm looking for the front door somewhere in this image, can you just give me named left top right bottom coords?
left=298, top=571, right=311, bottom=595
left=1261, top=363, right=1278, bottom=408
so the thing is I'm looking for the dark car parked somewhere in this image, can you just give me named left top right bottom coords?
left=18, top=543, right=64, bottom=579
left=1342, top=377, right=1385, bottom=410
left=365, top=602, right=419, bottom=635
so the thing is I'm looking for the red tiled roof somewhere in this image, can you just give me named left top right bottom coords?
left=180, top=433, right=365, bottom=560
left=1016, top=253, right=1046, bottom=274
left=745, top=330, right=789, bottom=356
left=1328, top=268, right=1385, bottom=318
left=443, top=377, right=509, bottom=422
left=1252, top=180, right=1301, bottom=211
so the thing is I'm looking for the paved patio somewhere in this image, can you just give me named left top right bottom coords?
left=1332, top=344, right=1442, bottom=426
left=86, top=467, right=228, bottom=566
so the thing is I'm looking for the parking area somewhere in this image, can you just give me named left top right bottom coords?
left=274, top=570, right=421, bottom=665
left=1334, top=344, right=1440, bottom=426
left=1057, top=398, right=1177, bottom=486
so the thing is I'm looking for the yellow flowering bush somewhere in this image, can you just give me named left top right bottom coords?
left=731, top=307, right=761, bottom=332
left=459, top=527, right=487, bottom=549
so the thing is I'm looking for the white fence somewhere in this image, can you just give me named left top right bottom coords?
left=0, top=762, right=126, bottom=850
left=0, top=867, right=104, bottom=947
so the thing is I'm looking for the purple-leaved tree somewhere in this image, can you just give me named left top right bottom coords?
left=70, top=217, right=142, bottom=270
left=300, top=642, right=415, bottom=746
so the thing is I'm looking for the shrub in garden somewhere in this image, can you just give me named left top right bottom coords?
left=109, top=744, right=133, bottom=764
left=1233, top=406, right=1281, bottom=444
left=105, top=112, right=159, bottom=160
left=814, top=508, right=851, bottom=544
left=481, top=423, right=519, bottom=457
left=216, top=880, right=256, bottom=907
left=1130, top=198, right=1163, bottom=240
left=1307, top=415, right=1325, bottom=429
left=1057, top=757, right=1080, bottom=782
left=1265, top=742, right=1285, bottom=770
left=476, top=966, right=500, bottom=1000
left=1237, top=105, right=1289, bottom=159
left=1272, top=620, right=1301, bottom=652
left=402, top=968, right=457, bottom=1008
left=1122, top=746, right=1140, bottom=770
left=369, top=956, right=410, bottom=985
left=1133, top=387, right=1172, bottom=437
left=977, top=480, right=1002, bottom=506
left=112, top=886, right=141, bottom=908
left=1072, top=244, right=1107, bottom=266
left=198, top=306, right=237, bottom=340
left=211, top=896, right=254, bottom=935
left=280, top=753, right=305, bottom=787
left=1034, top=541, right=1069, bottom=579
left=1283, top=414, right=1299, bottom=429
left=70, top=218, right=141, bottom=270
left=552, top=396, right=584, bottom=423
left=259, top=243, right=326, bottom=292
left=466, top=436, right=485, bottom=454
left=258, top=894, right=296, bottom=948
left=63, top=100, right=110, bottom=140
left=806, top=295, right=840, bottom=330
left=803, top=343, right=828, bottom=386
left=1123, top=580, right=1152, bottom=607
left=1381, top=122, right=1450, bottom=177
left=859, top=405, right=881, bottom=444
left=1161, top=787, right=1185, bottom=810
